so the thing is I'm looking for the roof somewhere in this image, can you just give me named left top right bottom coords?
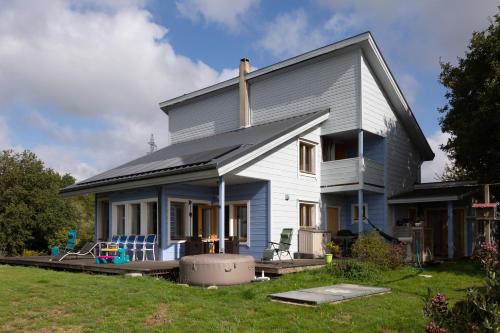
left=158, top=31, right=434, bottom=161
left=60, top=109, right=329, bottom=195
left=388, top=181, right=480, bottom=204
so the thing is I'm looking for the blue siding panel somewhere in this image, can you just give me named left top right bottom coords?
left=226, top=182, right=269, bottom=259
left=364, top=136, right=385, bottom=163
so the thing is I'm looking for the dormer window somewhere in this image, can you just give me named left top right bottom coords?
left=299, top=140, right=316, bottom=174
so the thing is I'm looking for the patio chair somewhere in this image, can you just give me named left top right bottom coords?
left=143, top=234, right=156, bottom=261
left=134, top=235, right=146, bottom=261
left=117, top=235, right=128, bottom=249
left=262, top=228, right=294, bottom=261
left=126, top=235, right=137, bottom=261
left=52, top=241, right=98, bottom=261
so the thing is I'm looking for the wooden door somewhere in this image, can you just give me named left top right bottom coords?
left=427, top=210, right=448, bottom=258
left=453, top=209, right=465, bottom=257
left=327, top=207, right=340, bottom=237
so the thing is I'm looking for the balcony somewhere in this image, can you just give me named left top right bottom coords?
left=320, top=157, right=384, bottom=192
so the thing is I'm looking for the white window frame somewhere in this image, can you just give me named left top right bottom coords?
left=111, top=197, right=158, bottom=237
left=298, top=200, right=319, bottom=229
left=226, top=200, right=251, bottom=246
left=167, top=198, right=192, bottom=244
left=351, top=203, right=368, bottom=224
left=298, top=139, right=317, bottom=177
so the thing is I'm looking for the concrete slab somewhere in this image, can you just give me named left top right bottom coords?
left=269, top=283, right=391, bottom=305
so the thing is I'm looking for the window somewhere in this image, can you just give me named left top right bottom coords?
left=299, top=141, right=316, bottom=174
left=352, top=204, right=368, bottom=223
left=116, top=205, right=125, bottom=234
left=131, top=204, right=141, bottom=234
left=234, top=204, right=248, bottom=243
left=170, top=201, right=186, bottom=241
left=146, top=202, right=158, bottom=234
left=299, top=202, right=316, bottom=228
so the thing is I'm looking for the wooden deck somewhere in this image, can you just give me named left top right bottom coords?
left=0, top=256, right=325, bottom=277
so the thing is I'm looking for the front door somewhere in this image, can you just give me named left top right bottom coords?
left=427, top=210, right=448, bottom=258
left=426, top=209, right=465, bottom=258
left=453, top=209, right=465, bottom=257
left=327, top=207, right=340, bottom=237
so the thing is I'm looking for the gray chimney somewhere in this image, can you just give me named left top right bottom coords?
left=239, top=58, right=251, bottom=127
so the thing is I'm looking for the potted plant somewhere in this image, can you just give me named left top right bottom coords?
left=325, top=241, right=341, bottom=264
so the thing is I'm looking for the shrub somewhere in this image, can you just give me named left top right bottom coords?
left=22, top=249, right=47, bottom=257
left=423, top=243, right=500, bottom=332
left=326, top=259, right=380, bottom=281
left=326, top=241, right=341, bottom=258
left=351, top=231, right=405, bottom=269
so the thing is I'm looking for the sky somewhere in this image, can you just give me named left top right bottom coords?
left=0, top=0, right=497, bottom=182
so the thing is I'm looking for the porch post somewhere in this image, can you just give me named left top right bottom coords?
left=358, top=129, right=364, bottom=234
left=447, top=201, right=454, bottom=259
left=218, top=176, right=225, bottom=253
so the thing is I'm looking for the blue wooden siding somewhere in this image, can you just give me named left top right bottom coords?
left=327, top=192, right=386, bottom=234
left=226, top=182, right=269, bottom=258
left=364, top=136, right=385, bottom=163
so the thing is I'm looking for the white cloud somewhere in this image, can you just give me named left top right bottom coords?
left=421, top=130, right=450, bottom=182
left=323, top=13, right=358, bottom=34
left=316, top=0, right=498, bottom=70
left=176, top=0, right=259, bottom=31
left=398, top=74, right=420, bottom=106
left=258, top=9, right=327, bottom=59
left=0, top=0, right=232, bottom=180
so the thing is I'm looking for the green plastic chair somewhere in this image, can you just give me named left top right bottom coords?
left=262, top=228, right=294, bottom=261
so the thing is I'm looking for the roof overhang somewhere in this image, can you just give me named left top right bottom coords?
left=60, top=168, right=219, bottom=197
left=158, top=32, right=434, bottom=161
left=60, top=110, right=329, bottom=197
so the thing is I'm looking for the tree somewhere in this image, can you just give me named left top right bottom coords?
left=438, top=9, right=500, bottom=182
left=0, top=150, right=93, bottom=256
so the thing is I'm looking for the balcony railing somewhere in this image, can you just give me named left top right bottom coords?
left=320, top=157, right=384, bottom=190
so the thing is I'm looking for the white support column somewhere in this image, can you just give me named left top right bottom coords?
left=140, top=202, right=148, bottom=235
left=218, top=176, right=225, bottom=253
left=358, top=129, right=364, bottom=234
left=447, top=201, right=454, bottom=259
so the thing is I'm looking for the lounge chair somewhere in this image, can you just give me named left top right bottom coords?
left=143, top=234, right=156, bottom=261
left=51, top=241, right=98, bottom=261
left=262, top=228, right=294, bottom=261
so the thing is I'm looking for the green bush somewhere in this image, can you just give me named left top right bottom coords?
left=326, top=259, right=381, bottom=281
left=351, top=231, right=405, bottom=269
left=424, top=243, right=500, bottom=332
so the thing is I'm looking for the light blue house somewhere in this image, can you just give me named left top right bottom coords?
left=61, top=32, right=442, bottom=261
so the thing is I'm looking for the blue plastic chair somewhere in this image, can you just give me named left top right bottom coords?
left=126, top=235, right=137, bottom=261
left=134, top=235, right=146, bottom=261
left=143, top=234, right=156, bottom=261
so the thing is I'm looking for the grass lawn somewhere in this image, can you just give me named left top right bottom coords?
left=0, top=261, right=483, bottom=333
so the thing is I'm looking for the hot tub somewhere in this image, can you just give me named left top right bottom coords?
left=179, top=254, right=255, bottom=286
